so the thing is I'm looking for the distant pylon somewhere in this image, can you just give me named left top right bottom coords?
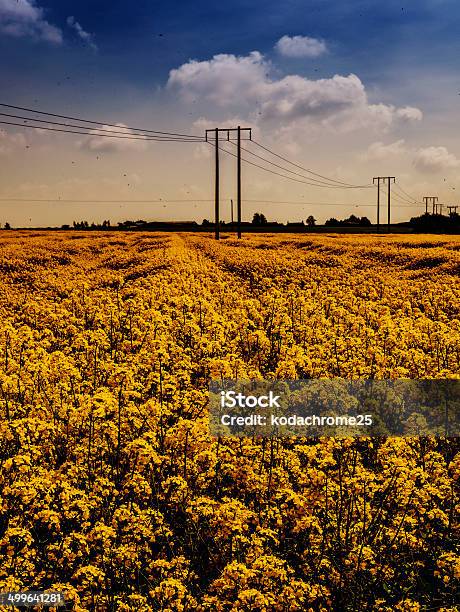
left=423, top=196, right=438, bottom=214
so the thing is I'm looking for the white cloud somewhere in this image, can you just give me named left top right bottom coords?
left=168, top=51, right=266, bottom=107
left=413, top=146, right=460, bottom=173
left=363, top=139, right=407, bottom=161
left=192, top=143, right=211, bottom=160
left=167, top=51, right=423, bottom=136
left=0, top=0, right=62, bottom=43
left=260, top=73, right=368, bottom=122
left=275, top=35, right=327, bottom=58
left=66, top=15, right=97, bottom=51
left=0, top=128, right=27, bottom=155
left=396, top=106, right=423, bottom=122
left=78, top=124, right=149, bottom=153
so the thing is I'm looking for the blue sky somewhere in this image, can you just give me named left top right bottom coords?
left=1, top=0, right=460, bottom=226
left=4, top=0, right=460, bottom=98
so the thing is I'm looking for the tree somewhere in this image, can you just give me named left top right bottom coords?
left=360, top=216, right=371, bottom=227
left=4, top=222, right=10, bottom=230
left=325, top=218, right=339, bottom=227
left=252, top=212, right=267, bottom=225
left=345, top=214, right=360, bottom=225
left=306, top=215, right=316, bottom=227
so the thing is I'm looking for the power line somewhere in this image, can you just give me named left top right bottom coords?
left=215, top=141, right=374, bottom=190
left=376, top=181, right=419, bottom=218
left=0, top=112, right=205, bottom=141
left=394, top=185, right=422, bottom=204
left=391, top=191, right=423, bottom=207
left=0, top=120, right=203, bottom=142
left=0, top=102, right=201, bottom=139
left=251, top=139, right=373, bottom=188
left=0, top=198, right=214, bottom=203
left=392, top=187, right=422, bottom=206
left=392, top=189, right=417, bottom=205
left=0, top=198, right=418, bottom=208
left=228, top=140, right=372, bottom=189
left=4, top=118, right=425, bottom=201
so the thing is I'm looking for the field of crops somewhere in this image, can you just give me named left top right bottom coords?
left=0, top=231, right=459, bottom=611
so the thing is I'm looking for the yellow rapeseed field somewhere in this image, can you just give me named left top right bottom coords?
left=0, top=231, right=459, bottom=611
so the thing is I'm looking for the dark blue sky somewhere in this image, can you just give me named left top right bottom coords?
left=2, top=0, right=460, bottom=99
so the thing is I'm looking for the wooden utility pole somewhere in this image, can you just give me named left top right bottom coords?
left=206, top=126, right=252, bottom=239
left=230, top=198, right=234, bottom=223
left=214, top=128, right=219, bottom=239
left=373, top=177, right=382, bottom=231
left=447, top=205, right=458, bottom=215
left=237, top=126, right=242, bottom=239
left=386, top=177, right=395, bottom=231
left=373, top=176, right=395, bottom=232
left=423, top=196, right=438, bottom=215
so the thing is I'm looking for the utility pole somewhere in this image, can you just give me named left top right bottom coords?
left=386, top=177, right=395, bottom=232
left=373, top=177, right=382, bottom=231
left=237, top=126, right=242, bottom=239
left=206, top=126, right=252, bottom=239
left=423, top=196, right=438, bottom=215
left=214, top=128, right=219, bottom=239
left=373, top=176, right=395, bottom=232
left=230, top=198, right=234, bottom=224
left=447, top=205, right=458, bottom=215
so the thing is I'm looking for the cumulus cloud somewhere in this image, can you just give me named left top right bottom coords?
left=78, top=124, right=149, bottom=153
left=362, top=139, right=407, bottom=161
left=0, top=128, right=27, bottom=155
left=167, top=51, right=423, bottom=135
left=0, top=0, right=62, bottom=43
left=168, top=52, right=266, bottom=107
left=413, top=146, right=460, bottom=173
left=67, top=15, right=97, bottom=51
left=275, top=35, right=327, bottom=58
left=396, top=106, right=423, bottom=122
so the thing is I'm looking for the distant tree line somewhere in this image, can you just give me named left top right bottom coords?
left=325, top=214, right=371, bottom=227
left=203, top=213, right=317, bottom=226
left=32, top=210, right=460, bottom=233
left=410, top=212, right=460, bottom=232
left=69, top=220, right=111, bottom=230
left=59, top=214, right=374, bottom=230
